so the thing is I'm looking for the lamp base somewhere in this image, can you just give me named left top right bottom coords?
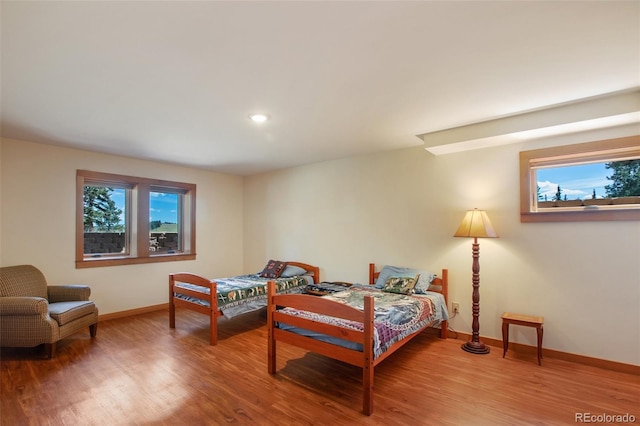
left=461, top=341, right=490, bottom=355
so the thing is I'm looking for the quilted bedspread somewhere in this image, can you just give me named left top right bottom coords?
left=279, top=287, right=438, bottom=359
left=174, top=274, right=308, bottom=312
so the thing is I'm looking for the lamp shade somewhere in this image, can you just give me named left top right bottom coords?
left=453, top=209, right=498, bottom=238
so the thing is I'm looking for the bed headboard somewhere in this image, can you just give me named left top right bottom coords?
left=287, top=261, right=320, bottom=284
left=368, top=263, right=448, bottom=303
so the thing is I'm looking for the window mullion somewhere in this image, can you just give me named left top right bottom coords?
left=137, top=182, right=151, bottom=258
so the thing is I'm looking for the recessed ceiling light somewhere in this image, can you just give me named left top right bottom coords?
left=248, top=113, right=270, bottom=123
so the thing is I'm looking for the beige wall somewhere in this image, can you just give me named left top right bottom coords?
left=0, top=138, right=244, bottom=315
left=2, top=132, right=639, bottom=366
left=243, top=132, right=640, bottom=366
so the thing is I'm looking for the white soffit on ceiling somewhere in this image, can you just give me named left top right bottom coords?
left=420, top=88, right=640, bottom=155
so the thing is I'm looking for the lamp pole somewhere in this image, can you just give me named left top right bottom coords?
left=461, top=237, right=490, bottom=354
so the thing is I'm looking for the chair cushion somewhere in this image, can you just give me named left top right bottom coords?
left=48, top=301, right=96, bottom=326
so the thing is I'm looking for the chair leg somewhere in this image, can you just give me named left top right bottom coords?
left=44, top=343, right=56, bottom=359
left=90, top=323, right=98, bottom=338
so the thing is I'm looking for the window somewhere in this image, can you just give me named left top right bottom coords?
left=520, top=136, right=640, bottom=222
left=76, top=170, right=196, bottom=268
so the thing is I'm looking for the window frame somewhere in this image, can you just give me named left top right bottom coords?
left=76, top=170, right=196, bottom=268
left=519, top=135, right=640, bottom=223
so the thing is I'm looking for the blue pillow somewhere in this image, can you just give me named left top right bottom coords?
left=280, top=264, right=307, bottom=278
left=374, top=265, right=436, bottom=294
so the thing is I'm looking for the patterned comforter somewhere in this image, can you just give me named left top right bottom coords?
left=174, top=274, right=310, bottom=318
left=278, top=287, right=445, bottom=359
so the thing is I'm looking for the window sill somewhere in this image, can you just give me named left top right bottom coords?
left=521, top=208, right=640, bottom=223
left=76, top=253, right=196, bottom=268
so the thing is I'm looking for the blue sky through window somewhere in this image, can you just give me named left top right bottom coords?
left=537, top=163, right=609, bottom=201
left=150, top=192, right=178, bottom=223
left=109, top=189, right=178, bottom=224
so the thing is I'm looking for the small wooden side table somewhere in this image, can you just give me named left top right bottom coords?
left=501, top=312, right=544, bottom=365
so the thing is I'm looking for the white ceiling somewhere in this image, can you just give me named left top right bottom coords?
left=2, top=1, right=639, bottom=175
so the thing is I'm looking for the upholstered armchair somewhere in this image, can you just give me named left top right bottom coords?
left=0, top=265, right=98, bottom=358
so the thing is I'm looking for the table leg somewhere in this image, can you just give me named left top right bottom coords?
left=502, top=321, right=509, bottom=358
left=536, top=325, right=543, bottom=365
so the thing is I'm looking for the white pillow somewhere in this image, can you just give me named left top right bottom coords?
left=279, top=264, right=307, bottom=278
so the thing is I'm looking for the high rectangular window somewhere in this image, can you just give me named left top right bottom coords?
left=520, top=136, right=640, bottom=222
left=76, top=170, right=196, bottom=268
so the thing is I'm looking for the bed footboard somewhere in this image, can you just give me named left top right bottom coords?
left=169, top=273, right=221, bottom=345
left=267, top=280, right=376, bottom=415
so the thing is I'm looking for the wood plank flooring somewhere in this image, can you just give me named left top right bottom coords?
left=1, top=308, right=638, bottom=425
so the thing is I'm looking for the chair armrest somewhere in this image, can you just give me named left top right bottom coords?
left=48, top=285, right=91, bottom=302
left=0, top=297, right=48, bottom=315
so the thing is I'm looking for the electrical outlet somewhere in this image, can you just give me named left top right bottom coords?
left=452, top=302, right=460, bottom=314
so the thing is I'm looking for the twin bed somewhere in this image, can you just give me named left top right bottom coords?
left=169, top=262, right=448, bottom=415
left=169, top=261, right=320, bottom=345
left=268, top=263, right=448, bottom=416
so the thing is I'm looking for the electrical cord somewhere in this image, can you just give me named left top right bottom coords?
left=446, top=311, right=459, bottom=339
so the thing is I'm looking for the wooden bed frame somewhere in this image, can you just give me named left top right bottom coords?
left=169, top=261, right=320, bottom=345
left=267, top=263, right=448, bottom=415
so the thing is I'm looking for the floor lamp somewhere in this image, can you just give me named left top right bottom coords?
left=454, top=208, right=498, bottom=355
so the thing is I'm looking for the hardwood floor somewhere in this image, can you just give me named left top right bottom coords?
left=1, top=308, right=638, bottom=425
